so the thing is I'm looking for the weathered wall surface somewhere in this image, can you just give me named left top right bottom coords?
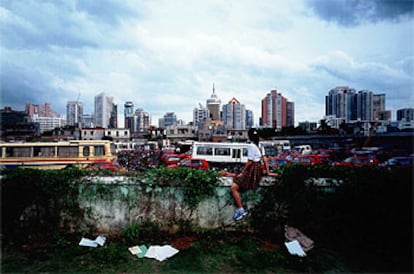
left=77, top=176, right=276, bottom=233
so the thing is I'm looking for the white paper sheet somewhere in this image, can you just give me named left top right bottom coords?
left=144, top=245, right=179, bottom=261
left=284, top=240, right=306, bottom=257
left=79, top=235, right=106, bottom=248
left=79, top=237, right=98, bottom=247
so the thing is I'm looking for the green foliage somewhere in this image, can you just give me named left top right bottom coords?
left=121, top=222, right=140, bottom=243
left=145, top=167, right=220, bottom=210
left=251, top=165, right=413, bottom=273
left=1, top=167, right=85, bottom=244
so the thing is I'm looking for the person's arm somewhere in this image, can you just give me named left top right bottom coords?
left=262, top=155, right=278, bottom=177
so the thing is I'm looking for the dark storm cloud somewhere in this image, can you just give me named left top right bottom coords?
left=0, top=63, right=61, bottom=111
left=307, top=0, right=414, bottom=27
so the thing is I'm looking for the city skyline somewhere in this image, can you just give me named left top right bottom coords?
left=1, top=1, right=413, bottom=125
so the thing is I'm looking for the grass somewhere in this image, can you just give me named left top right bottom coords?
left=1, top=230, right=350, bottom=273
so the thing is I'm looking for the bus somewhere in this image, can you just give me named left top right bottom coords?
left=191, top=142, right=249, bottom=173
left=0, top=140, right=116, bottom=170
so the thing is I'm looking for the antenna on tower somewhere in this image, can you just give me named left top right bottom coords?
left=76, top=92, right=81, bottom=103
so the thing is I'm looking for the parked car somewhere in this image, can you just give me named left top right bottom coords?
left=333, top=155, right=379, bottom=167
left=167, top=158, right=209, bottom=170
left=267, top=157, right=291, bottom=168
left=379, top=156, right=414, bottom=168
left=162, top=154, right=190, bottom=165
left=85, top=161, right=125, bottom=172
left=291, top=155, right=323, bottom=165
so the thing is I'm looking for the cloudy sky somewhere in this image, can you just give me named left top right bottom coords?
left=1, top=0, right=413, bottom=126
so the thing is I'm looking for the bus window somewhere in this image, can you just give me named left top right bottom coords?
left=214, top=147, right=230, bottom=156
left=243, top=148, right=248, bottom=156
left=197, top=146, right=212, bottom=155
left=94, top=145, right=105, bottom=156
left=6, top=147, right=31, bottom=157
left=83, top=146, right=90, bottom=156
left=58, top=147, right=78, bottom=157
left=34, top=146, right=55, bottom=157
left=233, top=149, right=241, bottom=159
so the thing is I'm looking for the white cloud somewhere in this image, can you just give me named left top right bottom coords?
left=1, top=0, right=413, bottom=125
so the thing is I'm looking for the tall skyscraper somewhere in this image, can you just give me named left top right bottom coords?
left=134, top=108, right=151, bottom=133
left=193, top=103, right=209, bottom=126
left=245, top=109, right=254, bottom=129
left=397, top=108, right=414, bottom=121
left=261, top=90, right=294, bottom=130
left=206, top=84, right=221, bottom=120
left=325, top=86, right=356, bottom=122
left=124, top=101, right=134, bottom=131
left=66, top=101, right=83, bottom=127
left=222, top=97, right=245, bottom=130
left=159, top=112, right=177, bottom=128
left=326, top=87, right=388, bottom=122
left=94, top=92, right=114, bottom=128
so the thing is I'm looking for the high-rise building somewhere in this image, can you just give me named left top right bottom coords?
left=66, top=101, right=83, bottom=127
left=397, top=108, right=414, bottom=121
left=159, top=112, right=177, bottom=128
left=261, top=90, right=294, bottom=130
left=325, top=86, right=356, bottom=122
left=222, top=97, right=245, bottom=130
left=206, top=84, right=221, bottom=120
left=193, top=103, right=209, bottom=126
left=134, top=108, right=151, bottom=133
left=109, top=103, right=118, bottom=128
left=94, top=92, right=114, bottom=128
left=245, top=109, right=254, bottom=129
left=124, top=101, right=134, bottom=132
left=25, top=103, right=60, bottom=118
left=25, top=102, right=65, bottom=133
left=326, top=87, right=389, bottom=122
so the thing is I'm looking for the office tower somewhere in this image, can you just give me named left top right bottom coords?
left=286, top=101, right=295, bottom=127
left=25, top=102, right=64, bottom=133
left=94, top=92, right=114, bottom=128
left=222, top=97, right=246, bottom=130
left=109, top=103, right=117, bottom=128
left=193, top=103, right=210, bottom=126
left=373, top=93, right=386, bottom=120
left=397, top=108, right=414, bottom=121
left=206, top=84, right=221, bottom=121
left=325, top=86, right=356, bottom=122
left=261, top=90, right=294, bottom=130
left=245, top=109, right=254, bottom=129
left=134, top=108, right=151, bottom=133
left=326, top=87, right=388, bottom=122
left=124, top=101, right=134, bottom=132
left=161, top=112, right=177, bottom=127
left=66, top=101, right=83, bottom=127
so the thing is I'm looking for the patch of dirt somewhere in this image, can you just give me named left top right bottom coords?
left=170, top=236, right=198, bottom=249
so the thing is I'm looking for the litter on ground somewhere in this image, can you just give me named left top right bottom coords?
left=79, top=235, right=106, bottom=248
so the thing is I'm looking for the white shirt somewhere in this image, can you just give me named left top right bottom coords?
left=247, top=143, right=263, bottom=162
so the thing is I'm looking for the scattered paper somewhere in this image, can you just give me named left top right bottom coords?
left=144, top=245, right=179, bottom=262
left=79, top=235, right=106, bottom=248
left=128, top=245, right=148, bottom=258
left=285, top=240, right=306, bottom=257
left=95, top=236, right=106, bottom=246
left=79, top=238, right=98, bottom=247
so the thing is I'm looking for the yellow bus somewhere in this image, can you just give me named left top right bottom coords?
left=0, top=140, right=116, bottom=170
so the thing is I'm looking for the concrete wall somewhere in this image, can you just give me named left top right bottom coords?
left=77, top=176, right=277, bottom=234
